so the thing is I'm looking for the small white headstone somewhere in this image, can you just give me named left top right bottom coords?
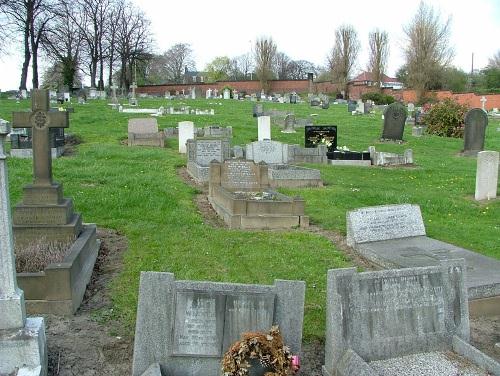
left=223, top=89, right=230, bottom=100
left=257, top=116, right=271, bottom=141
left=206, top=88, right=212, bottom=99
left=475, top=151, right=499, bottom=200
left=178, top=121, right=195, bottom=153
left=63, top=92, right=71, bottom=103
left=480, top=96, right=487, bottom=111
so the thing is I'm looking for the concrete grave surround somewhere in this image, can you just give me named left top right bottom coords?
left=288, top=144, right=328, bottom=164
left=208, top=160, right=309, bottom=229
left=246, top=140, right=289, bottom=165
left=323, top=261, right=500, bottom=376
left=132, top=272, right=305, bottom=376
left=178, top=121, right=195, bottom=153
left=463, top=108, right=488, bottom=155
left=267, top=164, right=322, bottom=188
left=475, top=151, right=499, bottom=200
left=369, top=146, right=414, bottom=166
left=10, top=90, right=99, bottom=315
left=382, top=102, right=407, bottom=141
left=128, top=118, right=165, bottom=147
left=186, top=138, right=231, bottom=183
left=257, top=116, right=271, bottom=141
left=346, top=204, right=500, bottom=304
left=0, top=121, right=48, bottom=376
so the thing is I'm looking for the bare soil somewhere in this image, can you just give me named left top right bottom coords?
left=42, top=171, right=499, bottom=375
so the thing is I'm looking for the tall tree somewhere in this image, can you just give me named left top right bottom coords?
left=163, top=43, right=194, bottom=83
left=487, top=50, right=500, bottom=69
left=367, top=29, right=389, bottom=91
left=288, top=60, right=317, bottom=80
left=274, top=52, right=292, bottom=80
left=254, top=37, right=277, bottom=92
left=0, top=0, right=53, bottom=90
left=403, top=1, right=453, bottom=101
left=205, top=56, right=231, bottom=82
left=105, top=0, right=123, bottom=87
left=327, top=24, right=360, bottom=97
left=229, top=53, right=254, bottom=80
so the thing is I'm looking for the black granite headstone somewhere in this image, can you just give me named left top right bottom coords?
left=305, top=126, right=337, bottom=152
left=463, top=108, right=488, bottom=154
left=382, top=102, right=407, bottom=141
left=347, top=100, right=357, bottom=112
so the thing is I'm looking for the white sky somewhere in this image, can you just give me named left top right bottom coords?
left=1, top=0, right=499, bottom=90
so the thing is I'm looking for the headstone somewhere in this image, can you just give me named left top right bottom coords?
left=463, top=108, right=488, bottom=155
left=282, top=114, right=296, bottom=133
left=206, top=88, right=212, bottom=99
left=290, top=93, right=298, bottom=104
left=10, top=126, right=65, bottom=159
left=223, top=88, right=230, bottom=100
left=257, top=116, right=271, bottom=141
left=89, top=87, right=97, bottom=99
left=347, top=100, right=357, bottom=113
left=128, top=118, right=164, bottom=147
left=480, top=96, right=487, bottom=111
left=11, top=89, right=83, bottom=244
left=0, top=120, right=48, bottom=375
left=382, top=102, right=407, bottom=141
left=111, top=84, right=118, bottom=106
left=323, top=259, right=475, bottom=376
left=252, top=103, right=264, bottom=117
left=187, top=138, right=231, bottom=183
left=129, top=82, right=138, bottom=106
left=305, top=126, right=337, bottom=152
left=63, top=92, right=71, bottom=103
left=310, top=98, right=320, bottom=107
left=132, top=272, right=305, bottom=376
left=407, top=102, right=415, bottom=114
left=246, top=140, right=289, bottom=164
left=191, top=87, right=196, bottom=99
left=356, top=100, right=364, bottom=113
left=178, top=121, right=195, bottom=153
left=474, top=151, right=499, bottom=200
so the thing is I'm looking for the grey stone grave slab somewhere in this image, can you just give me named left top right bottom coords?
left=463, top=108, right=488, bottom=155
left=475, top=151, right=499, bottom=200
left=323, top=260, right=500, bottom=376
left=246, top=140, right=289, bottom=165
left=267, top=164, right=322, bottom=188
left=128, top=118, right=164, bottom=147
left=186, top=138, right=231, bottom=183
left=132, top=272, right=305, bottom=376
left=281, top=114, right=296, bottom=133
left=382, top=102, right=407, bottom=141
left=346, top=204, right=500, bottom=300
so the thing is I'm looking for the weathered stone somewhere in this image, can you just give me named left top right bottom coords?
left=186, top=138, right=231, bottom=183
left=382, top=102, right=407, bottom=141
left=267, top=165, right=322, bottom=188
left=474, top=151, right=498, bottom=200
left=288, top=144, right=328, bottom=164
left=257, top=116, right=271, bottom=140
left=281, top=114, right=296, bottom=133
left=371, top=147, right=414, bottom=166
left=246, top=140, right=289, bottom=164
left=128, top=118, right=164, bottom=147
left=132, top=272, right=305, bottom=376
left=178, top=121, right=195, bottom=153
left=463, top=108, right=488, bottom=155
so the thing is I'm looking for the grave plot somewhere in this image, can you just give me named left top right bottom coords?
left=127, top=118, right=165, bottom=147
left=323, top=260, right=500, bottom=376
left=208, top=160, right=309, bottom=229
left=9, top=123, right=65, bottom=159
left=132, top=272, right=305, bottom=376
left=186, top=138, right=231, bottom=183
left=346, top=204, right=500, bottom=314
left=11, top=89, right=100, bottom=315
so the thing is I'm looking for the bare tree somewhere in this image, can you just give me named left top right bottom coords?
left=288, top=60, right=317, bottom=80
left=274, top=52, right=292, bottom=80
left=403, top=1, right=453, bottom=101
left=254, top=37, right=277, bottom=92
left=368, top=29, right=389, bottom=91
left=327, top=24, right=360, bottom=97
left=41, top=0, right=83, bottom=89
left=229, top=53, right=254, bottom=80
left=0, top=0, right=53, bottom=90
left=163, top=43, right=194, bottom=83
left=487, top=50, right=500, bottom=69
left=106, top=0, right=123, bottom=87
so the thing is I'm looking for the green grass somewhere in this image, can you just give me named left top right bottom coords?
left=1, top=97, right=499, bottom=341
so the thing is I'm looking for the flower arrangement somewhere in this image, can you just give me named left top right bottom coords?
left=221, top=326, right=299, bottom=376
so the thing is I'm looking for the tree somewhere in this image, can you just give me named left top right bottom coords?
left=143, top=54, right=168, bottom=84
left=41, top=62, right=82, bottom=89
left=41, top=0, right=83, bottom=90
left=254, top=37, right=276, bottom=92
left=487, top=51, right=500, bottom=69
left=441, top=67, right=467, bottom=92
left=0, top=0, right=53, bottom=90
left=229, top=53, right=254, bottom=80
left=327, top=24, right=360, bottom=97
left=105, top=0, right=123, bottom=87
left=288, top=60, right=317, bottom=80
left=367, top=29, right=389, bottom=91
left=403, top=1, right=453, bottom=102
left=205, top=56, right=231, bottom=82
left=481, top=68, right=500, bottom=90
left=274, top=52, right=292, bottom=80
left=163, top=43, right=194, bottom=83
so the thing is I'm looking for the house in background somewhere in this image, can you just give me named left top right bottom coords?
left=183, top=66, right=206, bottom=84
left=350, top=71, right=404, bottom=90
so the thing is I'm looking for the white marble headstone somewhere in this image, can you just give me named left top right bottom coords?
left=178, top=121, right=195, bottom=154
left=475, top=151, right=499, bottom=200
left=257, top=116, right=271, bottom=141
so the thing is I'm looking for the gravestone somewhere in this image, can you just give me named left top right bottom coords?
left=382, top=102, right=407, bottom=141
left=463, top=108, right=488, bottom=155
left=0, top=120, right=48, bottom=375
left=201, top=125, right=232, bottom=138
left=186, top=138, right=231, bottom=183
left=305, top=126, right=337, bottom=152
left=132, top=272, right=305, bottom=376
left=347, top=100, right=357, bottom=113
left=253, top=103, right=264, bottom=117
left=356, top=100, right=364, bottom=113
left=223, top=88, right=230, bottom=99
left=290, top=93, right=298, bottom=104
left=475, top=151, right=499, bottom=200
left=323, top=260, right=500, bottom=376
left=346, top=204, right=500, bottom=301
left=281, top=114, right=296, bottom=133
left=128, top=118, right=165, bottom=147
left=178, top=121, right=195, bottom=153
left=310, top=98, right=320, bottom=107
left=129, top=82, right=138, bottom=106
left=11, top=89, right=83, bottom=244
left=206, top=88, right=212, bottom=99
left=10, top=126, right=65, bottom=159
left=257, top=116, right=271, bottom=140
left=246, top=140, right=289, bottom=164
left=480, top=96, right=487, bottom=111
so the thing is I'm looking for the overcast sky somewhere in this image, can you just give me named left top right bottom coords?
left=1, top=0, right=499, bottom=91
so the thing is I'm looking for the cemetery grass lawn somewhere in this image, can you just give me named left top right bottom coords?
left=1, top=98, right=499, bottom=343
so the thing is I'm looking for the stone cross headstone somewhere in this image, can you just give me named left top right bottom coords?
left=480, top=96, right=487, bottom=111
left=257, top=116, right=271, bottom=141
left=382, top=102, right=407, bottom=141
left=178, top=121, right=195, bottom=154
left=463, top=108, right=488, bottom=155
left=282, top=114, right=296, bottom=133
left=12, top=90, right=69, bottom=187
left=475, top=151, right=499, bottom=200
left=0, top=119, right=48, bottom=374
left=130, top=82, right=137, bottom=99
left=111, top=84, right=118, bottom=105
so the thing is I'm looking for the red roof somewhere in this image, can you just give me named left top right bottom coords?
left=351, top=71, right=399, bottom=83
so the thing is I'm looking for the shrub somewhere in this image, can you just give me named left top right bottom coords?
left=361, top=92, right=395, bottom=105
left=423, top=98, right=468, bottom=138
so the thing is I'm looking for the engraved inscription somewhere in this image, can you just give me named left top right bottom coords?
left=173, top=292, right=224, bottom=356
left=32, top=111, right=48, bottom=129
left=222, top=161, right=259, bottom=189
left=196, top=140, right=222, bottom=165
